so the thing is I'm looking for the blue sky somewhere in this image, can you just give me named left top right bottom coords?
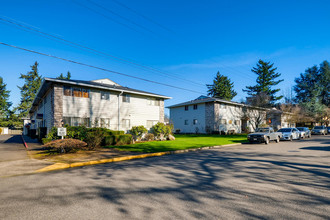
left=1, top=0, right=330, bottom=115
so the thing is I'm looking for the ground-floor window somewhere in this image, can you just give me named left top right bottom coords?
left=122, top=119, right=130, bottom=129
left=147, top=120, right=158, bottom=128
left=63, top=117, right=90, bottom=127
left=100, top=118, right=110, bottom=128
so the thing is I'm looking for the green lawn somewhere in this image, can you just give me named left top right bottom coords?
left=105, top=134, right=248, bottom=153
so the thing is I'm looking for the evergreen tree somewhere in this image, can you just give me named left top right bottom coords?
left=319, top=61, right=330, bottom=106
left=294, top=65, right=319, bottom=104
left=57, top=71, right=71, bottom=80
left=206, top=71, right=237, bottom=100
left=243, top=59, right=284, bottom=105
left=0, top=77, right=12, bottom=118
left=16, top=61, right=42, bottom=117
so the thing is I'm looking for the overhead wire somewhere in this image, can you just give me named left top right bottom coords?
left=0, top=42, right=206, bottom=95
left=0, top=16, right=206, bottom=88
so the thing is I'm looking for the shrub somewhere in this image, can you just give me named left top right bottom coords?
left=115, top=134, right=133, bottom=146
left=130, top=125, right=147, bottom=141
left=42, top=137, right=52, bottom=145
left=84, top=128, right=105, bottom=149
left=104, top=135, right=115, bottom=146
left=42, top=139, right=87, bottom=153
left=143, top=133, right=154, bottom=141
left=151, top=123, right=173, bottom=140
left=107, top=130, right=125, bottom=135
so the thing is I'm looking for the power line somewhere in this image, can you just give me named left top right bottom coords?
left=110, top=0, right=175, bottom=34
left=0, top=16, right=205, bottom=88
left=0, top=42, right=206, bottom=95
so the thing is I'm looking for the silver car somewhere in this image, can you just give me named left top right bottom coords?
left=311, top=126, right=328, bottom=135
left=278, top=128, right=301, bottom=141
left=296, top=127, right=311, bottom=138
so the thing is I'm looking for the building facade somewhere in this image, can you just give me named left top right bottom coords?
left=29, top=78, right=170, bottom=133
left=168, top=96, right=267, bottom=134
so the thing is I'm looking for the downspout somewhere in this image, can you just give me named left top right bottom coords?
left=118, top=91, right=123, bottom=131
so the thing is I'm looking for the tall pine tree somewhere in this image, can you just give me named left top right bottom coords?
left=206, top=71, right=237, bottom=100
left=243, top=59, right=283, bottom=106
left=16, top=61, right=42, bottom=117
left=0, top=77, right=12, bottom=119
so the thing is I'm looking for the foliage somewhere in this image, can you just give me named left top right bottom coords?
left=56, top=71, right=71, bottom=80
left=0, top=77, right=12, bottom=119
left=0, top=119, right=21, bottom=128
left=243, top=59, right=284, bottom=106
left=294, top=60, right=330, bottom=122
left=130, top=125, right=147, bottom=141
left=42, top=139, right=87, bottom=153
left=105, top=134, right=247, bottom=153
left=107, top=130, right=125, bottom=136
left=42, top=137, right=52, bottom=145
left=84, top=128, right=105, bottom=149
left=16, top=61, right=42, bottom=117
left=206, top=71, right=237, bottom=100
left=151, top=122, right=173, bottom=139
left=104, top=134, right=133, bottom=146
left=143, top=133, right=154, bottom=141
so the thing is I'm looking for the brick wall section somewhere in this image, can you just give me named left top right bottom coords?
left=159, top=99, right=164, bottom=123
left=51, top=84, right=63, bottom=127
left=213, top=103, right=220, bottom=131
left=205, top=102, right=215, bottom=132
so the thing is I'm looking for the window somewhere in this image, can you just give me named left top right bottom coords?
left=235, top=120, right=240, bottom=125
left=122, top=119, right=130, bottom=128
left=100, top=118, right=110, bottom=128
left=147, top=120, right=158, bottom=128
left=73, top=88, right=82, bottom=97
left=63, top=117, right=90, bottom=127
left=63, top=117, right=71, bottom=126
left=101, top=91, right=110, bottom=100
left=123, top=94, right=130, bottom=103
left=184, top=105, right=189, bottom=111
left=64, top=86, right=72, bottom=96
left=221, top=119, right=227, bottom=124
left=193, top=104, right=198, bottom=110
left=193, top=119, right=198, bottom=125
left=82, top=89, right=89, bottom=98
left=184, top=120, right=189, bottom=125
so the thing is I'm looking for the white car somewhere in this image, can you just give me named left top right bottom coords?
left=277, top=128, right=301, bottom=141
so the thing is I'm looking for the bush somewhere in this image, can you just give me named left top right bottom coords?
left=143, top=133, right=154, bottom=141
left=42, top=137, right=52, bottom=145
left=42, top=139, right=87, bottom=153
left=103, top=134, right=133, bottom=146
left=130, top=125, right=147, bottom=141
left=107, top=130, right=125, bottom=136
left=151, top=123, right=173, bottom=140
left=84, top=128, right=106, bottom=149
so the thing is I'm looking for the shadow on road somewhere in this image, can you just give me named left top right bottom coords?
left=300, top=146, right=330, bottom=151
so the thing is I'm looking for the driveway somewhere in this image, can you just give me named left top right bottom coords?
left=0, top=135, right=52, bottom=177
left=0, top=135, right=329, bottom=219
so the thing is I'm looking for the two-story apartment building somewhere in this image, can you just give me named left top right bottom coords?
left=29, top=78, right=170, bottom=133
left=168, top=96, right=267, bottom=134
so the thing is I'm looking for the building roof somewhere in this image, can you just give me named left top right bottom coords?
left=167, top=96, right=268, bottom=111
left=29, top=77, right=171, bottom=113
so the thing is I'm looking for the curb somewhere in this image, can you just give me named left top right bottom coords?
left=34, top=143, right=243, bottom=173
left=21, top=135, right=28, bottom=149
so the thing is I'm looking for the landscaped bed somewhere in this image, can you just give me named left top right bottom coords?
left=105, top=134, right=248, bottom=153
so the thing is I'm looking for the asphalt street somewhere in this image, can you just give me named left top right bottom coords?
left=0, top=136, right=329, bottom=219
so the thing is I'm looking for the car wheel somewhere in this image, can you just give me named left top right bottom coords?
left=275, top=136, right=280, bottom=143
left=289, top=136, right=293, bottom=141
left=265, top=137, right=270, bottom=145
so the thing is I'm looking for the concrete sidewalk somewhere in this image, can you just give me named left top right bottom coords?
left=0, top=135, right=53, bottom=177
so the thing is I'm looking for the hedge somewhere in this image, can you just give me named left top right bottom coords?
left=104, top=134, right=133, bottom=146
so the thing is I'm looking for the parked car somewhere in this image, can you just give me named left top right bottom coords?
left=296, top=127, right=311, bottom=138
left=278, top=128, right=301, bottom=141
left=326, top=127, right=330, bottom=134
left=311, top=126, right=328, bottom=135
left=247, top=127, right=282, bottom=144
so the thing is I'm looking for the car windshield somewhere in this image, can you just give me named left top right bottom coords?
left=297, top=128, right=305, bottom=131
left=256, top=128, right=269, bottom=132
left=314, top=126, right=323, bottom=129
left=278, top=128, right=292, bottom=132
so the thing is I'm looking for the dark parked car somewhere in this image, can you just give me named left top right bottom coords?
left=311, top=126, right=328, bottom=135
left=296, top=127, right=311, bottom=138
left=326, top=127, right=330, bottom=134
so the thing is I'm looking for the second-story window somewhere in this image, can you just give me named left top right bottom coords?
left=82, top=89, right=89, bottom=98
left=101, top=91, right=110, bottom=100
left=73, top=88, right=82, bottom=97
left=64, top=86, right=72, bottom=96
left=123, top=94, right=130, bottom=103
left=193, top=104, right=198, bottom=110
left=184, top=105, right=189, bottom=111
